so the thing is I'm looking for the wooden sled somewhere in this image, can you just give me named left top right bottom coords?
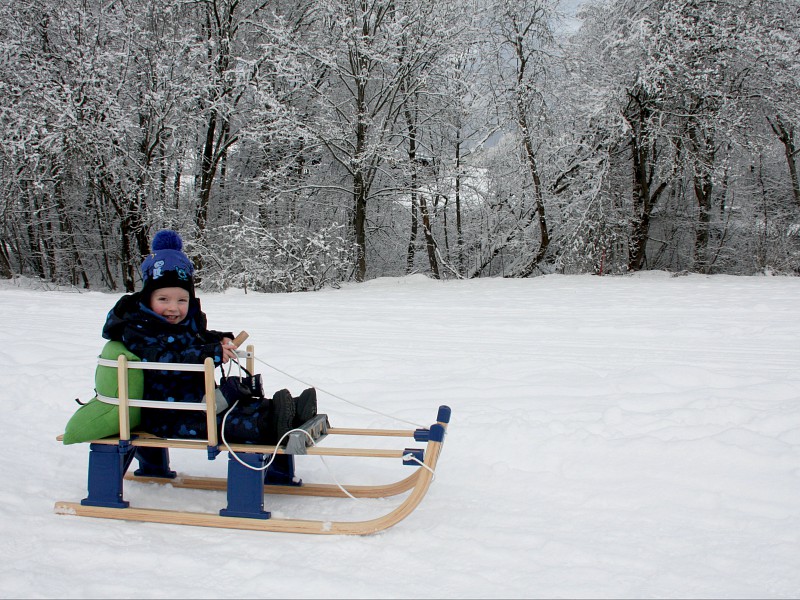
left=54, top=333, right=451, bottom=535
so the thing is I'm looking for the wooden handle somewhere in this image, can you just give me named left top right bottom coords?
left=232, top=331, right=249, bottom=347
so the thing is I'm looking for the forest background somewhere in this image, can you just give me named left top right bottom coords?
left=1, top=0, right=798, bottom=293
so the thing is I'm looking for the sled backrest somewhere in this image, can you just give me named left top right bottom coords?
left=95, top=332, right=253, bottom=446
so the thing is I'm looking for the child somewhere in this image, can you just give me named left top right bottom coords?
left=102, top=229, right=315, bottom=444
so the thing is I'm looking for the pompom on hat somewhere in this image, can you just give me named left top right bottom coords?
left=140, top=230, right=195, bottom=299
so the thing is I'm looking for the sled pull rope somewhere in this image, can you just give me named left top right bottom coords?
left=223, top=356, right=437, bottom=501
left=252, top=355, right=425, bottom=429
left=401, top=453, right=436, bottom=478
left=220, top=401, right=311, bottom=474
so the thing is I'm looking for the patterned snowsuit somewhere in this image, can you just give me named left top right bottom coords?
left=102, top=292, right=263, bottom=441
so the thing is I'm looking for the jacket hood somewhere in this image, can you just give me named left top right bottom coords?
left=102, top=291, right=205, bottom=341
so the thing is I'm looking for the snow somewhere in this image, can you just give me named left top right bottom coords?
left=1, top=272, right=799, bottom=598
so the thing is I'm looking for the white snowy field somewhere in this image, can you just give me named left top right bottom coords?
left=0, top=272, right=799, bottom=599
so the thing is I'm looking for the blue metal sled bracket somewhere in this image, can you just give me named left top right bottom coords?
left=403, top=448, right=425, bottom=466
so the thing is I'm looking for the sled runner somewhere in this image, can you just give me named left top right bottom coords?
left=54, top=333, right=451, bottom=535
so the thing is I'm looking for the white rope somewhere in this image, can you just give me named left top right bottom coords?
left=219, top=406, right=367, bottom=501
left=402, top=452, right=436, bottom=479
left=252, top=355, right=426, bottom=429
left=218, top=355, right=438, bottom=501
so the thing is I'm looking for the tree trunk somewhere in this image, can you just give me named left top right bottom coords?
left=405, top=106, right=420, bottom=273
left=454, top=130, right=464, bottom=275
left=353, top=170, right=368, bottom=282
left=352, top=53, right=370, bottom=282
left=687, top=124, right=716, bottom=273
left=512, top=99, right=550, bottom=277
left=406, top=195, right=419, bottom=272
left=0, top=239, right=12, bottom=279
left=768, top=114, right=800, bottom=207
left=627, top=129, right=668, bottom=272
left=404, top=103, right=439, bottom=278
left=419, top=194, right=440, bottom=279
left=693, top=170, right=714, bottom=273
left=196, top=109, right=218, bottom=240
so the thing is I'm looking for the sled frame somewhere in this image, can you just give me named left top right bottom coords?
left=55, top=341, right=451, bottom=535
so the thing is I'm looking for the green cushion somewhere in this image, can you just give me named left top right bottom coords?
left=62, top=341, right=144, bottom=444
left=94, top=341, right=144, bottom=399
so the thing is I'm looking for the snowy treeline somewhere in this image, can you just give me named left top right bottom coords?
left=1, top=0, right=798, bottom=291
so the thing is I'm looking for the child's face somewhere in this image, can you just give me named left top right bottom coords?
left=150, top=287, right=190, bottom=324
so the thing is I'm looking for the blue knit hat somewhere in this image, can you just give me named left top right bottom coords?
left=140, top=230, right=195, bottom=298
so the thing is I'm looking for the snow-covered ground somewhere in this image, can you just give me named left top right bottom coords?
left=1, top=272, right=798, bottom=598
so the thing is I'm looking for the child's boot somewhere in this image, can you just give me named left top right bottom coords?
left=293, top=387, right=317, bottom=427
left=265, top=389, right=296, bottom=445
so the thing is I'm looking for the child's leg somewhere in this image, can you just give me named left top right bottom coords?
left=133, top=447, right=176, bottom=479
